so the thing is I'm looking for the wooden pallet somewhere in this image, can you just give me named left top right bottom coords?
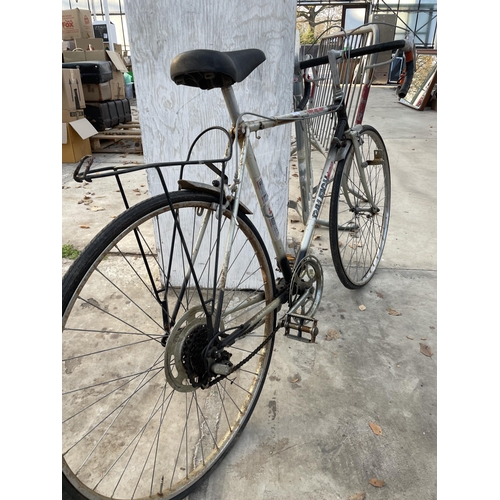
left=90, top=121, right=143, bottom=153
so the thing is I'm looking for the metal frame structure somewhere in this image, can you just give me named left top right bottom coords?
left=372, top=0, right=436, bottom=48
left=297, top=1, right=370, bottom=5
left=297, top=0, right=436, bottom=48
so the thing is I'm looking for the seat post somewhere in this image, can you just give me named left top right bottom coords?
left=221, top=86, right=242, bottom=126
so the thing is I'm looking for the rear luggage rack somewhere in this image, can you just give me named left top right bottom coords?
left=73, top=126, right=234, bottom=212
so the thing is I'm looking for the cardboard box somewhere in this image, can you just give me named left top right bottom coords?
left=62, top=119, right=98, bottom=163
left=76, top=38, right=107, bottom=61
left=110, top=73, right=125, bottom=99
left=106, top=49, right=128, bottom=72
left=62, top=109, right=85, bottom=123
left=62, top=9, right=94, bottom=40
left=75, top=37, right=104, bottom=51
left=106, top=50, right=127, bottom=99
left=83, top=82, right=112, bottom=102
left=62, top=49, right=86, bottom=64
left=63, top=38, right=107, bottom=63
left=62, top=68, right=85, bottom=111
left=62, top=41, right=75, bottom=51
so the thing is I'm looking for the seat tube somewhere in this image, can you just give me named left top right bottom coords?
left=221, top=86, right=293, bottom=282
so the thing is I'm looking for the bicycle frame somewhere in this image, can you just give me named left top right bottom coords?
left=205, top=72, right=350, bottom=349
left=71, top=36, right=404, bottom=347
left=220, top=85, right=344, bottom=284
left=215, top=37, right=392, bottom=336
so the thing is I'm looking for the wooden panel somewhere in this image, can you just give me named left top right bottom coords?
left=125, top=1, right=296, bottom=285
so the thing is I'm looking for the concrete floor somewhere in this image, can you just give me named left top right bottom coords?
left=62, top=85, right=437, bottom=500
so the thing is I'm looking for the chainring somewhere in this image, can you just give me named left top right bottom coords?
left=288, top=254, right=323, bottom=318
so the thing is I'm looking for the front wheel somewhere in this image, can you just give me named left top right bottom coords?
left=62, top=190, right=276, bottom=499
left=329, top=125, right=391, bottom=289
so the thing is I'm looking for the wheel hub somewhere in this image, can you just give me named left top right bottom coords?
left=164, top=306, right=208, bottom=392
left=164, top=306, right=226, bottom=391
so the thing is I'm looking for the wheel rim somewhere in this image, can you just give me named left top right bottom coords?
left=334, top=129, right=390, bottom=287
left=62, top=195, right=275, bottom=499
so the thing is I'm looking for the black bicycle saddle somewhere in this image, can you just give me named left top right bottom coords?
left=170, top=48, right=266, bottom=90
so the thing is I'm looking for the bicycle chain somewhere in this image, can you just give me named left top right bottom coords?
left=206, top=323, right=280, bottom=388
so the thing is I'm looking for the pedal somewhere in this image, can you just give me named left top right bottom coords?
left=282, top=313, right=318, bottom=343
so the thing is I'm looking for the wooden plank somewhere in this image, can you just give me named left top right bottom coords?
left=90, top=133, right=143, bottom=154
left=93, top=134, right=142, bottom=139
left=113, top=123, right=141, bottom=129
left=94, top=128, right=141, bottom=135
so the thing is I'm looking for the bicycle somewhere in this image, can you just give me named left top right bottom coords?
left=62, top=31, right=413, bottom=500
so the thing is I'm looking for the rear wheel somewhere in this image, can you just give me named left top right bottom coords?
left=62, top=190, right=276, bottom=499
left=329, top=125, right=391, bottom=288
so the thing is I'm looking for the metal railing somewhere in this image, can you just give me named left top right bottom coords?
left=303, top=24, right=380, bottom=155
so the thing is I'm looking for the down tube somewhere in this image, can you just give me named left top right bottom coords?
left=296, top=114, right=348, bottom=263
left=296, top=146, right=337, bottom=263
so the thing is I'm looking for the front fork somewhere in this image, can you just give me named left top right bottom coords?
left=342, top=126, right=379, bottom=212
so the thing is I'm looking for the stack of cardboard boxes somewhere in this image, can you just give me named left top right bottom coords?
left=62, top=66, right=96, bottom=163
left=62, top=8, right=133, bottom=162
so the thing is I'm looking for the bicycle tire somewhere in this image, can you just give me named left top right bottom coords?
left=62, top=190, right=276, bottom=500
left=329, top=125, right=391, bottom=289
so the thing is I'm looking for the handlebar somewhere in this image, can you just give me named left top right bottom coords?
left=298, top=39, right=406, bottom=70
left=297, top=38, right=415, bottom=103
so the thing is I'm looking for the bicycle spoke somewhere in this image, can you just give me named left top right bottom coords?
left=64, top=337, right=155, bottom=362
left=64, top=357, right=165, bottom=455
left=109, top=384, right=169, bottom=496
left=71, top=295, right=163, bottom=344
left=63, top=371, right=160, bottom=424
